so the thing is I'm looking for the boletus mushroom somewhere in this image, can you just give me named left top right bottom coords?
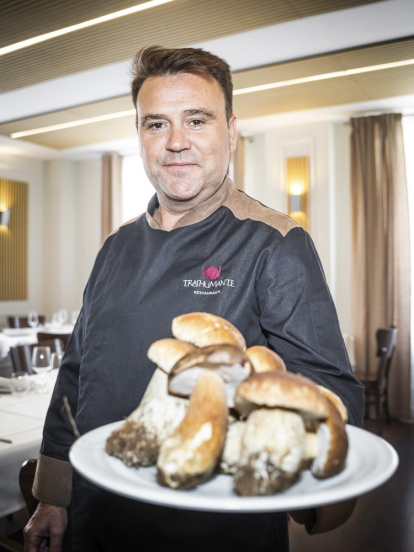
left=172, top=312, right=246, bottom=350
left=157, top=370, right=228, bottom=489
left=168, top=344, right=253, bottom=408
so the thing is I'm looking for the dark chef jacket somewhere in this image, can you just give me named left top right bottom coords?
left=33, top=177, right=364, bottom=552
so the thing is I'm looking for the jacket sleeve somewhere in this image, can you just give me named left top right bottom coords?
left=32, top=306, right=85, bottom=507
left=256, top=226, right=364, bottom=427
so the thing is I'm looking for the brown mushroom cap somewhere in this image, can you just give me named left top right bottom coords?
left=147, top=338, right=196, bottom=374
left=234, top=371, right=329, bottom=420
left=168, top=344, right=253, bottom=408
left=311, top=399, right=349, bottom=479
left=317, top=385, right=349, bottom=423
left=172, top=312, right=246, bottom=350
left=246, top=345, right=286, bottom=373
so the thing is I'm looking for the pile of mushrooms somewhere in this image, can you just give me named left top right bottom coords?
left=106, top=312, right=349, bottom=496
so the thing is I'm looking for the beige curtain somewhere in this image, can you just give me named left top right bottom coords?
left=350, top=113, right=411, bottom=420
left=230, top=134, right=245, bottom=191
left=101, top=153, right=123, bottom=243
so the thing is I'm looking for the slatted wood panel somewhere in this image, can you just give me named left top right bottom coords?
left=0, top=180, right=28, bottom=300
left=0, top=0, right=378, bottom=94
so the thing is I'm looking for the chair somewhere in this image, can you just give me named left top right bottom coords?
left=19, top=459, right=39, bottom=517
left=10, top=339, right=64, bottom=374
left=0, top=460, right=38, bottom=552
left=355, top=327, right=398, bottom=435
left=7, top=316, right=46, bottom=329
left=37, top=332, right=71, bottom=350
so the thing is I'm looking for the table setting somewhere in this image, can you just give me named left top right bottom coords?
left=0, top=369, right=58, bottom=517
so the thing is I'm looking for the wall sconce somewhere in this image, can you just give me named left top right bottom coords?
left=0, top=209, right=10, bottom=228
left=286, top=156, right=309, bottom=232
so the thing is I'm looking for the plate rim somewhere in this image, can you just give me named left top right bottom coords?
left=69, top=421, right=399, bottom=513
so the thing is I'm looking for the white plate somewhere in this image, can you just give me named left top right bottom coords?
left=69, top=422, right=398, bottom=513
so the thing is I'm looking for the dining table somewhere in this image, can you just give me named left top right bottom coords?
left=0, top=370, right=57, bottom=517
left=0, top=325, right=74, bottom=361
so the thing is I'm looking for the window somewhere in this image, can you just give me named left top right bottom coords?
left=122, top=154, right=154, bottom=222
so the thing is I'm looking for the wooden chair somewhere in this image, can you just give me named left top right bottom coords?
left=355, top=327, right=398, bottom=435
left=7, top=316, right=46, bottom=329
left=10, top=339, right=64, bottom=374
left=37, top=332, right=71, bottom=350
left=0, top=460, right=39, bottom=552
left=19, top=459, right=39, bottom=517
left=0, top=534, right=23, bottom=552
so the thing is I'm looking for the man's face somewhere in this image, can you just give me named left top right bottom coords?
left=136, top=73, right=237, bottom=211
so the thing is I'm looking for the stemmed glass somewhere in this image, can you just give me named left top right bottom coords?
left=28, top=311, right=39, bottom=329
left=58, top=309, right=68, bottom=327
left=32, top=346, right=52, bottom=393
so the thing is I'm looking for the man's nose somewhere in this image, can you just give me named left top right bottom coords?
left=166, top=126, right=190, bottom=152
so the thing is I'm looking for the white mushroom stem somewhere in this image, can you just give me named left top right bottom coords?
left=157, top=370, right=228, bottom=489
left=105, top=368, right=188, bottom=467
left=234, top=408, right=306, bottom=496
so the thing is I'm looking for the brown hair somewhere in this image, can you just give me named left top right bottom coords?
left=131, top=45, right=233, bottom=120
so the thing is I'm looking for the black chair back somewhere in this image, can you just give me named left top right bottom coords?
left=376, top=327, right=398, bottom=392
left=10, top=339, right=64, bottom=374
left=7, top=315, right=46, bottom=328
left=37, top=332, right=70, bottom=349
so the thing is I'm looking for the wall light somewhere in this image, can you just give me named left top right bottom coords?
left=0, top=209, right=11, bottom=227
left=286, top=156, right=309, bottom=231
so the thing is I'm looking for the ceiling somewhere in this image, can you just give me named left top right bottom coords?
left=0, top=0, right=413, bottom=158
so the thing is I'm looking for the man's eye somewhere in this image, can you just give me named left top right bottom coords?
left=148, top=122, right=164, bottom=130
left=189, top=119, right=204, bottom=127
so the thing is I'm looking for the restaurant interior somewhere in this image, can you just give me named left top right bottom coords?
left=0, top=0, right=414, bottom=550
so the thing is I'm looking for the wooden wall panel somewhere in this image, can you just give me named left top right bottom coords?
left=0, top=179, right=28, bottom=300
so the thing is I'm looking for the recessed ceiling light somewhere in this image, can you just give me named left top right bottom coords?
left=10, top=58, right=414, bottom=139
left=0, top=0, right=175, bottom=56
left=233, top=59, right=414, bottom=95
left=11, top=110, right=136, bottom=139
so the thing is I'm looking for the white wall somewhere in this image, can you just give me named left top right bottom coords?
left=243, top=120, right=353, bottom=335
left=0, top=152, right=101, bottom=326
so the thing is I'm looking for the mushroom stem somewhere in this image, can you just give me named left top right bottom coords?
left=157, top=370, right=228, bottom=489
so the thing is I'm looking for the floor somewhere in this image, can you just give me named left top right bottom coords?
left=289, top=419, right=414, bottom=552
left=1, top=419, right=413, bottom=551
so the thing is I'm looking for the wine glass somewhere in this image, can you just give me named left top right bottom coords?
left=32, top=346, right=52, bottom=393
left=51, top=351, right=64, bottom=370
left=57, top=309, right=68, bottom=327
left=28, top=311, right=39, bottom=329
left=71, top=309, right=80, bottom=326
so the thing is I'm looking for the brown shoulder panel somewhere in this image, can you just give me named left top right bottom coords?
left=223, top=187, right=297, bottom=237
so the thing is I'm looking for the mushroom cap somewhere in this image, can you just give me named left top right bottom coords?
left=234, top=371, right=329, bottom=420
left=246, top=345, right=286, bottom=373
left=147, top=338, right=196, bottom=374
left=172, top=312, right=246, bottom=350
left=317, top=385, right=349, bottom=423
left=311, top=399, right=349, bottom=479
left=168, top=344, right=253, bottom=408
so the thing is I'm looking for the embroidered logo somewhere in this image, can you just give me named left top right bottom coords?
left=202, top=265, right=221, bottom=280
left=182, top=264, right=235, bottom=295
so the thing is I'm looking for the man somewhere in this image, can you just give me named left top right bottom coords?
left=24, top=46, right=364, bottom=552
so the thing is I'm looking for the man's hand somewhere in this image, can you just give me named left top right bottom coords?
left=24, top=502, right=67, bottom=552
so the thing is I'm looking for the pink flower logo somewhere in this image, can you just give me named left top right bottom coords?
left=202, top=265, right=222, bottom=280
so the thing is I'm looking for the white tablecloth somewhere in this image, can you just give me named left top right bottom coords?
left=0, top=371, right=57, bottom=517
left=0, top=326, right=74, bottom=360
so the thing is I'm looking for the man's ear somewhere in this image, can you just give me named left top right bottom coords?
left=228, top=115, right=238, bottom=152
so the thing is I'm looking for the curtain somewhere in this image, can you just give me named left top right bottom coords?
left=230, top=134, right=245, bottom=191
left=350, top=113, right=412, bottom=420
left=101, top=153, right=123, bottom=244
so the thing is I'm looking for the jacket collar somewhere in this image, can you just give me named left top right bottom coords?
left=146, top=176, right=235, bottom=231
